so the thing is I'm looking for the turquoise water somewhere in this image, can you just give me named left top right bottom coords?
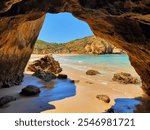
left=57, top=54, right=131, bottom=67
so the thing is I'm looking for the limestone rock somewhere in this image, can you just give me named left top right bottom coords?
left=86, top=70, right=100, bottom=75
left=20, top=85, right=41, bottom=96
left=0, top=96, right=16, bottom=107
left=27, top=55, right=62, bottom=74
left=0, top=14, right=45, bottom=88
left=96, top=95, right=110, bottom=103
left=32, top=70, right=56, bottom=82
left=112, top=72, right=140, bottom=84
left=112, top=47, right=124, bottom=54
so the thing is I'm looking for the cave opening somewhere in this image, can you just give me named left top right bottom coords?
left=0, top=0, right=149, bottom=112
left=26, top=12, right=145, bottom=112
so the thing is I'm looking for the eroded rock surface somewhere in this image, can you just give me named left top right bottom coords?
left=112, top=72, right=140, bottom=84
left=86, top=70, right=100, bottom=75
left=0, top=0, right=150, bottom=95
left=96, top=95, right=110, bottom=103
left=0, top=13, right=45, bottom=88
left=33, top=70, right=56, bottom=82
left=27, top=55, right=62, bottom=74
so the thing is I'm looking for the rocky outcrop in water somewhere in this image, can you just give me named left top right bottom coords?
left=27, top=55, right=62, bottom=74
left=0, top=0, right=150, bottom=95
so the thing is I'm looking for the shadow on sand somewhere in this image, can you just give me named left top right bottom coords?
left=107, top=95, right=150, bottom=113
left=0, top=74, right=76, bottom=113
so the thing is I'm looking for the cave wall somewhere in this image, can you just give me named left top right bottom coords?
left=0, top=14, right=45, bottom=88
left=0, top=0, right=150, bottom=95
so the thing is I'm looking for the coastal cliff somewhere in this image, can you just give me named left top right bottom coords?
left=33, top=36, right=124, bottom=54
left=0, top=0, right=150, bottom=95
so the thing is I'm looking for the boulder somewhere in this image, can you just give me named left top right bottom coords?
left=96, top=95, right=110, bottom=103
left=27, top=55, right=62, bottom=74
left=86, top=70, right=100, bottom=75
left=20, top=85, right=41, bottom=96
left=32, top=70, right=56, bottom=82
left=57, top=74, right=68, bottom=79
left=0, top=96, right=16, bottom=107
left=112, top=72, right=140, bottom=84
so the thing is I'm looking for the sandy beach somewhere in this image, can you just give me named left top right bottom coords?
left=43, top=54, right=143, bottom=113
left=42, top=54, right=143, bottom=113
left=0, top=54, right=144, bottom=113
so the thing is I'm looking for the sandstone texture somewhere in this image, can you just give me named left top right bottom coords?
left=112, top=72, right=140, bottom=84
left=27, top=55, right=62, bottom=74
left=0, top=0, right=150, bottom=95
left=34, top=36, right=124, bottom=54
left=96, top=95, right=110, bottom=103
left=86, top=70, right=100, bottom=75
left=32, top=70, right=56, bottom=82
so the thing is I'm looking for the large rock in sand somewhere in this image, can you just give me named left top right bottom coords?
left=86, top=70, right=100, bottom=75
left=20, top=85, right=41, bottom=96
left=0, top=96, right=16, bottom=107
left=32, top=70, right=56, bottom=82
left=27, top=55, right=62, bottom=74
left=112, top=72, right=140, bottom=84
left=96, top=95, right=110, bottom=103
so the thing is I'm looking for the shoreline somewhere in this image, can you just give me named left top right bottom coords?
left=42, top=64, right=143, bottom=113
left=31, top=53, right=127, bottom=57
left=0, top=54, right=144, bottom=113
left=42, top=54, right=143, bottom=113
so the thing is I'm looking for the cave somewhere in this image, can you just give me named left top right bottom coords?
left=0, top=0, right=150, bottom=98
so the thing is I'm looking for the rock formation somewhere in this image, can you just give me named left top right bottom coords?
left=27, top=55, right=62, bottom=74
left=86, top=70, right=100, bottom=75
left=112, top=72, right=140, bottom=84
left=0, top=96, right=16, bottom=107
left=0, top=0, right=150, bottom=95
left=20, top=85, right=41, bottom=96
left=96, top=95, right=110, bottom=103
left=32, top=70, right=57, bottom=82
left=34, top=36, right=124, bottom=54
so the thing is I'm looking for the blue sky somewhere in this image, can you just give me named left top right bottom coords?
left=38, top=13, right=93, bottom=43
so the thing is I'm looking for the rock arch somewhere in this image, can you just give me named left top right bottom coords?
left=0, top=0, right=150, bottom=95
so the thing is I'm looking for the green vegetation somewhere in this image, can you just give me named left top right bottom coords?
left=33, top=36, right=124, bottom=54
left=34, top=36, right=94, bottom=54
